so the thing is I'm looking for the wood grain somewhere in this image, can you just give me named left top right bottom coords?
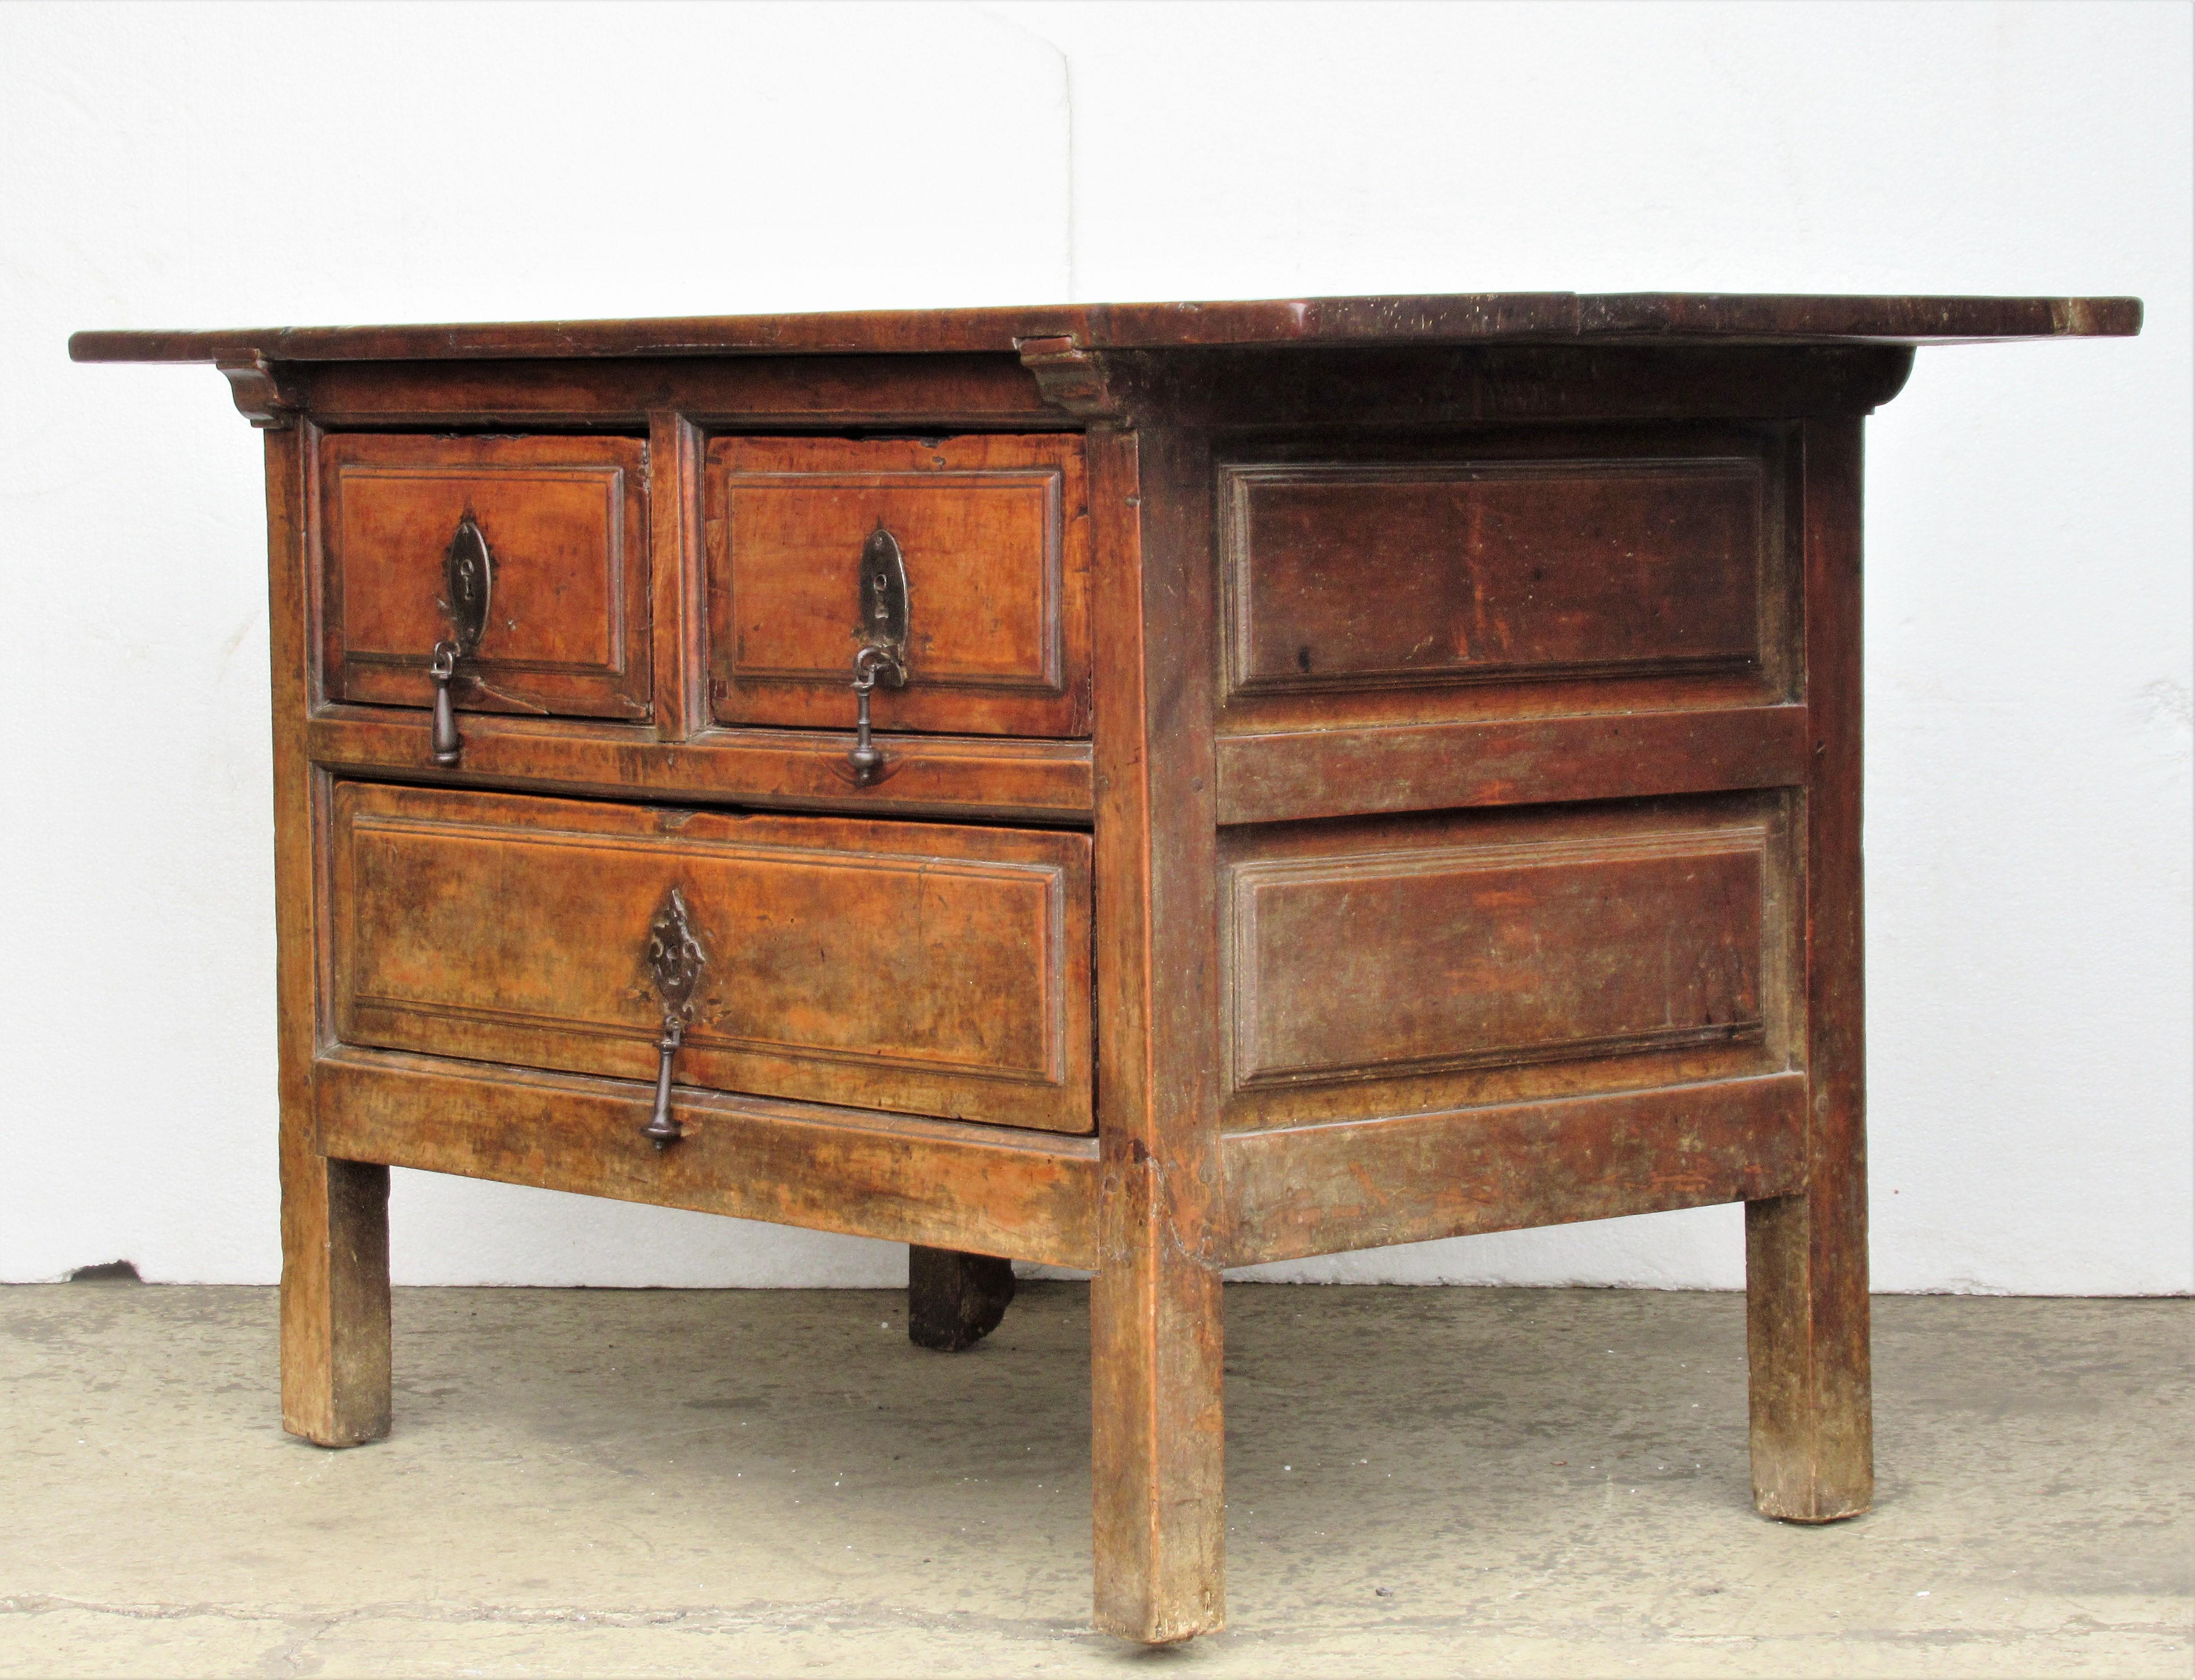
left=73, top=292, right=2127, bottom=1636
left=303, top=710, right=1094, bottom=821
left=1214, top=424, right=1797, bottom=734
left=319, top=432, right=651, bottom=721
left=1217, top=794, right=1798, bottom=1129
left=268, top=344, right=1919, bottom=433
left=1087, top=422, right=1228, bottom=1643
left=1224, top=816, right=1769, bottom=1090
left=706, top=434, right=1090, bottom=738
left=67, top=290, right=2142, bottom=365
left=315, top=1047, right=1100, bottom=1269
left=1216, top=705, right=1809, bottom=824
left=1222, top=1073, right=1807, bottom=1266
left=329, top=783, right=1094, bottom=1134
left=271, top=422, right=391, bottom=1447
left=1747, top=416, right=1873, bottom=1523
left=1223, top=457, right=1764, bottom=696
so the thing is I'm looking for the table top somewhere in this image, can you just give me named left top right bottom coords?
left=69, top=292, right=2140, bottom=365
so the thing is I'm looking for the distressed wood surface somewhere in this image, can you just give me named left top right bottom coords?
left=231, top=343, right=1923, bottom=432
left=1216, top=705, right=1809, bottom=823
left=1087, top=420, right=1228, bottom=1642
left=1217, top=795, right=1794, bottom=1131
left=1222, top=1073, right=1807, bottom=1266
left=647, top=411, right=705, bottom=740
left=1223, top=457, right=1764, bottom=696
left=316, top=1047, right=1100, bottom=1269
left=706, top=434, right=1090, bottom=738
left=329, top=783, right=1094, bottom=1133
left=318, top=432, right=652, bottom=721
left=1212, top=423, right=1797, bottom=735
left=269, top=422, right=391, bottom=1448
left=302, top=712, right=1094, bottom=820
left=1747, top=418, right=1875, bottom=1522
left=67, top=290, right=2140, bottom=365
left=75, top=295, right=2137, bottom=1642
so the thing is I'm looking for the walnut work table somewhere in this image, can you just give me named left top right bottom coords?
left=73, top=292, right=2140, bottom=1642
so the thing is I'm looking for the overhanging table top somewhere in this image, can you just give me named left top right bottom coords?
left=68, top=292, right=2141, bottom=365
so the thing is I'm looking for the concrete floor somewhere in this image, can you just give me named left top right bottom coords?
left=1, top=1281, right=2186, bottom=1677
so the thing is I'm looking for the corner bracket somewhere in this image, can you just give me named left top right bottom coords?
left=216, top=355, right=302, bottom=430
left=1017, top=335, right=1124, bottom=421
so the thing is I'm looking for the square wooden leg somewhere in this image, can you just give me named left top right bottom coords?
left=1747, top=414, right=1873, bottom=1523
left=280, top=1146, right=391, bottom=1447
left=907, top=1246, right=1015, bottom=1351
left=1091, top=1233, right=1226, bottom=1643
left=1745, top=1190, right=1872, bottom=1520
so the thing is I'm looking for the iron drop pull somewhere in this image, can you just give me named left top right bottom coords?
left=847, top=525, right=910, bottom=785
left=428, top=642, right=462, bottom=766
left=638, top=886, right=707, bottom=1150
left=640, top=1016, right=685, bottom=1149
left=429, top=513, right=493, bottom=768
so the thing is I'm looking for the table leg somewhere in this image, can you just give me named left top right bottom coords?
left=1084, top=420, right=1228, bottom=1641
left=1092, top=1209, right=1225, bottom=1642
left=907, top=1246, right=1015, bottom=1351
left=1745, top=1189, right=1871, bottom=1519
left=280, top=1147, right=391, bottom=1447
left=1746, top=414, right=1872, bottom=1523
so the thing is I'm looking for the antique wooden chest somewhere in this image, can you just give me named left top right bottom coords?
left=72, top=292, right=2138, bottom=1641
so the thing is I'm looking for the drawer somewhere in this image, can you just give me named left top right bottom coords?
left=320, top=433, right=652, bottom=721
left=1218, top=793, right=1797, bottom=1127
left=705, top=434, right=1090, bottom=737
left=328, top=782, right=1092, bottom=1134
left=1218, top=429, right=1792, bottom=723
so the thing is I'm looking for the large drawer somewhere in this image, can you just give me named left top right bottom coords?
left=328, top=783, right=1093, bottom=1133
left=320, top=433, right=652, bottom=722
left=705, top=434, right=1090, bottom=738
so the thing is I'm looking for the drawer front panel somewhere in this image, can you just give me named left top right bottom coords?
left=706, top=435, right=1089, bottom=737
left=1219, top=795, right=1795, bottom=1127
left=322, top=433, right=651, bottom=721
left=1218, top=431, right=1791, bottom=726
left=330, top=784, right=1092, bottom=1133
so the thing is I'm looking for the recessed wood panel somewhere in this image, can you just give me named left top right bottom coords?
left=706, top=434, right=1090, bottom=737
left=1222, top=454, right=1767, bottom=701
left=329, top=783, right=1092, bottom=1133
left=1221, top=797, right=1792, bottom=1125
left=320, top=433, right=651, bottom=721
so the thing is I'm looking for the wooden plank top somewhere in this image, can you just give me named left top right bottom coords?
left=70, top=292, right=2140, bottom=364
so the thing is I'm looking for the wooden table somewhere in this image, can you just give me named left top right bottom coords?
left=73, top=293, right=2138, bottom=1642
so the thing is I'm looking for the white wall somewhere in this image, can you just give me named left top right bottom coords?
left=3, top=0, right=2186, bottom=1294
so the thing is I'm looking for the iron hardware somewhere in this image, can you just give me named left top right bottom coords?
left=429, top=514, right=493, bottom=767
left=847, top=525, right=910, bottom=784
left=638, top=886, right=707, bottom=1149
left=641, top=1016, right=686, bottom=1149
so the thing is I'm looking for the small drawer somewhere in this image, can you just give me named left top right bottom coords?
left=320, top=433, right=651, bottom=721
left=705, top=434, right=1090, bottom=738
left=328, top=782, right=1093, bottom=1134
left=1218, top=428, right=1791, bottom=723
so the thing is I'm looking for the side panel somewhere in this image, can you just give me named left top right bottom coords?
left=1218, top=795, right=1798, bottom=1129
left=1224, top=456, right=1764, bottom=693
